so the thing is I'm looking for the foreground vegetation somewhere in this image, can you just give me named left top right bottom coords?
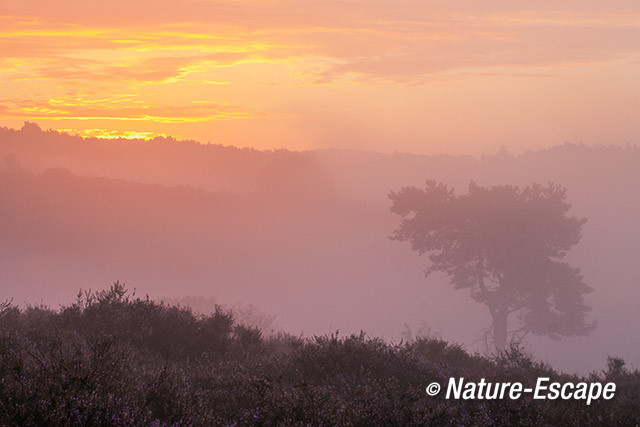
left=0, top=284, right=638, bottom=425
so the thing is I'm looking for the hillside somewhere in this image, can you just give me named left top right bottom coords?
left=1, top=124, right=639, bottom=374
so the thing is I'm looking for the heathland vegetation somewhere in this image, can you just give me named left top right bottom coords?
left=1, top=284, right=638, bottom=425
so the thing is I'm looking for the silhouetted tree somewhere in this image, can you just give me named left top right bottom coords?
left=20, top=121, right=42, bottom=133
left=390, top=181, right=595, bottom=352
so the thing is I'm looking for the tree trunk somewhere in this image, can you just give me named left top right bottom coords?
left=492, top=306, right=508, bottom=353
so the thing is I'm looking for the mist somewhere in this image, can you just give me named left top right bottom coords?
left=1, top=123, right=639, bottom=374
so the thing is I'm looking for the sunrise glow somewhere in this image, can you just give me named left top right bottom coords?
left=2, top=1, right=639, bottom=153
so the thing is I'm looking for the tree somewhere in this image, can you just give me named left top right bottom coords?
left=389, top=180, right=595, bottom=352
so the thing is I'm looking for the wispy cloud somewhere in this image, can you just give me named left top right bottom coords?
left=0, top=96, right=263, bottom=123
left=1, top=0, right=639, bottom=152
left=2, top=4, right=640, bottom=85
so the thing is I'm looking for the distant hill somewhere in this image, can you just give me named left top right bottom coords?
left=1, top=122, right=639, bottom=374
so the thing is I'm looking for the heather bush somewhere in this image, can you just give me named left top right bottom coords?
left=0, top=284, right=638, bottom=425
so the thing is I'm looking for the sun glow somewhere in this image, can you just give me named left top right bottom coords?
left=1, top=1, right=639, bottom=153
left=55, top=128, right=172, bottom=141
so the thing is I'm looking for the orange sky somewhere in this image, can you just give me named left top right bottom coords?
left=1, top=0, right=639, bottom=154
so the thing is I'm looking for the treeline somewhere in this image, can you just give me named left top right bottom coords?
left=0, top=284, right=638, bottom=425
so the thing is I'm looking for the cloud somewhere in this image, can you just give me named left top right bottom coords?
left=1, top=7, right=639, bottom=87
left=1, top=0, right=638, bottom=153
left=0, top=22, right=306, bottom=84
left=0, top=96, right=264, bottom=123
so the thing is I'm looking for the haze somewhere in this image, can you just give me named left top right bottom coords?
left=1, top=0, right=640, bottom=375
left=2, top=124, right=640, bottom=374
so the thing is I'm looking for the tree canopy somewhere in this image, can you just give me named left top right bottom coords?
left=390, top=180, right=595, bottom=352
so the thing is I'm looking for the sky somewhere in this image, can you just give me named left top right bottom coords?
left=1, top=0, right=640, bottom=154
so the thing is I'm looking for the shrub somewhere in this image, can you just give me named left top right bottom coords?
left=0, top=283, right=638, bottom=425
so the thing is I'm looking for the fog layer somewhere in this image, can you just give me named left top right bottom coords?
left=1, top=124, right=638, bottom=373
